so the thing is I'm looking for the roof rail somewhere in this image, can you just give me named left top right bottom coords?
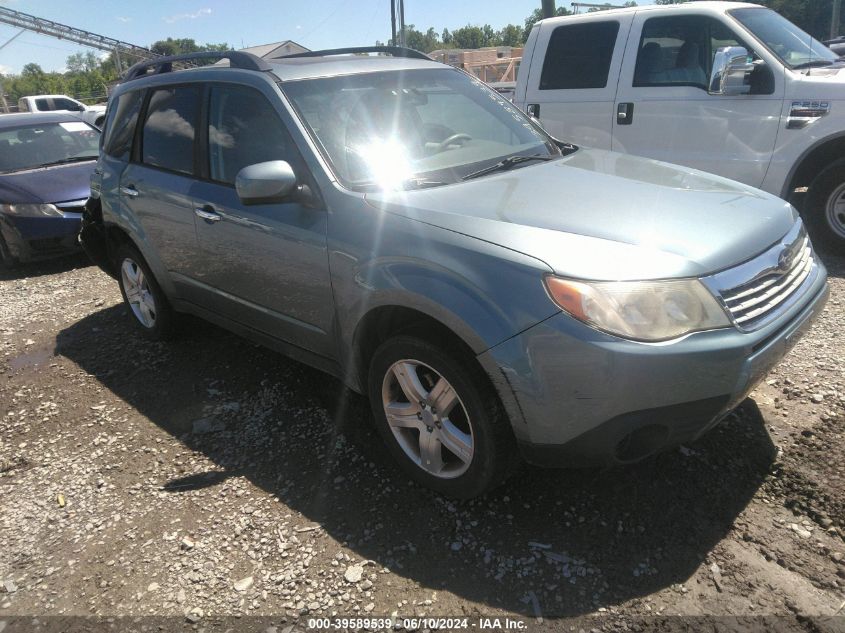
left=123, top=50, right=272, bottom=82
left=281, top=46, right=431, bottom=61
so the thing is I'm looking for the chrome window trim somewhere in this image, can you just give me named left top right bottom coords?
left=701, top=221, right=820, bottom=332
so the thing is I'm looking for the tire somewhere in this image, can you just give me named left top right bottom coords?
left=0, top=234, right=18, bottom=270
left=367, top=335, right=516, bottom=498
left=805, top=162, right=845, bottom=251
left=114, top=243, right=176, bottom=340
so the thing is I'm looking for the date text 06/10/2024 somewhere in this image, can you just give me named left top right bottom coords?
left=306, top=617, right=529, bottom=630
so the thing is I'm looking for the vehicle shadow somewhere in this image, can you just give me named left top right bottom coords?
left=56, top=306, right=776, bottom=617
left=0, top=253, right=91, bottom=282
left=817, top=248, right=845, bottom=278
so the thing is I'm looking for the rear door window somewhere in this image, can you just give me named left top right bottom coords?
left=540, top=21, right=620, bottom=90
left=102, top=90, right=143, bottom=161
left=141, top=85, right=200, bottom=175
left=35, top=98, right=51, bottom=111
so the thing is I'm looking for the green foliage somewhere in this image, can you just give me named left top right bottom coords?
left=2, top=37, right=230, bottom=107
left=523, top=7, right=571, bottom=42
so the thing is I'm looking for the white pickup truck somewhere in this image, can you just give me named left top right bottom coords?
left=17, top=95, right=107, bottom=129
left=514, top=1, right=845, bottom=248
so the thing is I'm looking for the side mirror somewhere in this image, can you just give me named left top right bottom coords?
left=235, top=160, right=297, bottom=205
left=709, top=46, right=754, bottom=96
left=69, top=103, right=85, bottom=112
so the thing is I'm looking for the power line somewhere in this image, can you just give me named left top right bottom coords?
left=0, top=5, right=159, bottom=73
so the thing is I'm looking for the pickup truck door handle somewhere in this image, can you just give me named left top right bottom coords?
left=119, top=185, right=139, bottom=198
left=195, top=206, right=222, bottom=223
left=617, top=102, right=634, bottom=125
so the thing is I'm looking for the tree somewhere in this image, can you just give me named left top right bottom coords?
left=523, top=7, right=570, bottom=42
left=498, top=24, right=524, bottom=47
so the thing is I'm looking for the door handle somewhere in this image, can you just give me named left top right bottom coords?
left=195, top=207, right=222, bottom=223
left=119, top=185, right=139, bottom=198
left=617, top=102, right=634, bottom=125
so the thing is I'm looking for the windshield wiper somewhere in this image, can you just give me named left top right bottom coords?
left=36, top=156, right=98, bottom=168
left=462, top=155, right=555, bottom=181
left=793, top=59, right=836, bottom=69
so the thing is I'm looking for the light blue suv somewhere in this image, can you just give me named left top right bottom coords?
left=82, top=48, right=829, bottom=498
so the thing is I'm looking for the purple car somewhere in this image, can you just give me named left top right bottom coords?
left=0, top=112, right=100, bottom=267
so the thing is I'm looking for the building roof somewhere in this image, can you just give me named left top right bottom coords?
left=239, top=40, right=309, bottom=60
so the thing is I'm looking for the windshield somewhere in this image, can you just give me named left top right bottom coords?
left=729, top=8, right=839, bottom=69
left=0, top=120, right=99, bottom=173
left=282, top=68, right=561, bottom=190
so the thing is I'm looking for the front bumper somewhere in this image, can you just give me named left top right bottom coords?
left=481, top=265, right=829, bottom=467
left=0, top=212, right=82, bottom=263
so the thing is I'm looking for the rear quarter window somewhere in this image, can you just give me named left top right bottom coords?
left=102, top=90, right=144, bottom=161
left=540, top=21, right=620, bottom=90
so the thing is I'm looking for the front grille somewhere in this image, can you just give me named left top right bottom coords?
left=702, top=223, right=818, bottom=332
left=721, top=234, right=812, bottom=326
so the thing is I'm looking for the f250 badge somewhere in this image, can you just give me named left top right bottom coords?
left=787, top=101, right=831, bottom=129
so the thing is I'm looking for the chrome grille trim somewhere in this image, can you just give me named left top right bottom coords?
left=701, top=222, right=819, bottom=332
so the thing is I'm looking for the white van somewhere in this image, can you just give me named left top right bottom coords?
left=514, top=1, right=845, bottom=248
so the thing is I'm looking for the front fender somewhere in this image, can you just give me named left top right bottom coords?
left=330, top=210, right=559, bottom=391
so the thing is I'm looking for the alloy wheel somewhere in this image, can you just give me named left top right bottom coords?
left=121, top=257, right=157, bottom=328
left=825, top=182, right=845, bottom=240
left=381, top=359, right=474, bottom=479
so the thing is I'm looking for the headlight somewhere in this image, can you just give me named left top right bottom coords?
left=544, top=276, right=731, bottom=342
left=0, top=203, right=62, bottom=217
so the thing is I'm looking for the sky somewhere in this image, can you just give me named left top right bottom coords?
left=0, top=0, right=654, bottom=75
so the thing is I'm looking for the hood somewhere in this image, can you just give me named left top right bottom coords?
left=365, top=148, right=797, bottom=281
left=0, top=161, right=96, bottom=205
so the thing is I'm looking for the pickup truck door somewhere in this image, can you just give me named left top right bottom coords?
left=522, top=13, right=634, bottom=150
left=611, top=11, right=784, bottom=188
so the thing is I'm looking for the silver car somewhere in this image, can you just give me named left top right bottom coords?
left=82, top=48, right=829, bottom=498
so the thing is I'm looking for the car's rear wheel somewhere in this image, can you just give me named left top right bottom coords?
left=368, top=335, right=515, bottom=498
left=0, top=234, right=18, bottom=270
left=806, top=162, right=845, bottom=250
left=115, top=243, right=175, bottom=340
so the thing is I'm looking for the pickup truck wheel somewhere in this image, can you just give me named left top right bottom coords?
left=368, top=335, right=515, bottom=498
left=807, top=163, right=845, bottom=250
left=115, top=243, right=176, bottom=340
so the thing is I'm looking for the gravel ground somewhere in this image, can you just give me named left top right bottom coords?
left=0, top=250, right=843, bottom=632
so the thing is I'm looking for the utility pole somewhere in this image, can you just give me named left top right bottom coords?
left=833, top=0, right=842, bottom=40
left=542, top=0, right=556, bottom=19
left=390, top=0, right=397, bottom=46
left=398, top=0, right=406, bottom=47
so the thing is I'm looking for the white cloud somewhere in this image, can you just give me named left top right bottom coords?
left=116, top=16, right=131, bottom=23
left=0, top=64, right=13, bottom=75
left=163, top=8, right=211, bottom=24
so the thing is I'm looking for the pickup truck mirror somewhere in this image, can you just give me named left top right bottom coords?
left=235, top=160, right=297, bottom=205
left=709, top=46, right=755, bottom=96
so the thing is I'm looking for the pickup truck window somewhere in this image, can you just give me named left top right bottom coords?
left=634, top=15, right=748, bottom=90
left=729, top=8, right=839, bottom=70
left=540, top=21, right=620, bottom=90
left=35, top=98, right=50, bottom=111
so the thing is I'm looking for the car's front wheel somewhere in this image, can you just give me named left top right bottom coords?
left=368, top=335, right=515, bottom=498
left=0, top=234, right=18, bottom=270
left=115, top=243, right=176, bottom=340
